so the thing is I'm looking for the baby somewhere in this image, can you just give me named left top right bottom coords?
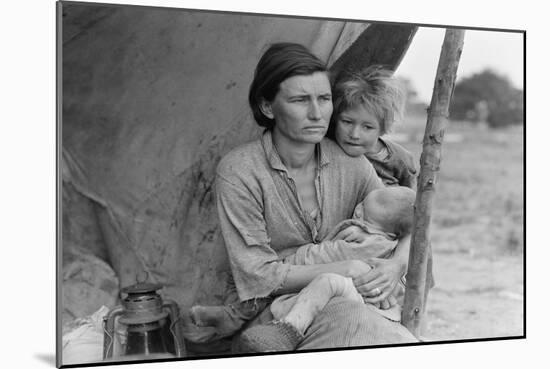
left=236, top=186, right=416, bottom=352
left=283, top=185, right=415, bottom=269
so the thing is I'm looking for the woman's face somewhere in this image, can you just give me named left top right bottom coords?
left=335, top=104, right=382, bottom=157
left=263, top=71, right=333, bottom=145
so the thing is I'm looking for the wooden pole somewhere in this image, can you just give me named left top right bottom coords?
left=402, top=29, right=465, bottom=338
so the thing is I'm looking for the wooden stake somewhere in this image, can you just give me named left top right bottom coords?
left=402, top=29, right=465, bottom=338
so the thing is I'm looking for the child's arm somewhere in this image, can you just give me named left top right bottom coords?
left=392, top=141, right=418, bottom=190
left=400, top=167, right=417, bottom=190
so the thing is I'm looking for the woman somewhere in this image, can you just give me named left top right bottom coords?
left=216, top=42, right=416, bottom=351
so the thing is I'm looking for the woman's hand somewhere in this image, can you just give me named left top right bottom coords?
left=345, top=260, right=373, bottom=280
left=353, top=257, right=405, bottom=303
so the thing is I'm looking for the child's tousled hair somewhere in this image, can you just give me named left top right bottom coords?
left=327, top=65, right=405, bottom=138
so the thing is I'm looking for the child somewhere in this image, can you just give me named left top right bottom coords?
left=328, top=65, right=417, bottom=189
left=235, top=186, right=417, bottom=352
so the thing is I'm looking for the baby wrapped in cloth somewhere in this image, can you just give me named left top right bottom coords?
left=236, top=186, right=416, bottom=352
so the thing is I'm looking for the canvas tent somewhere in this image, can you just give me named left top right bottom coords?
left=60, top=1, right=417, bottom=350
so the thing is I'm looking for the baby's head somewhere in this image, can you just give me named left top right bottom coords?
left=355, top=186, right=416, bottom=237
left=328, top=66, right=405, bottom=157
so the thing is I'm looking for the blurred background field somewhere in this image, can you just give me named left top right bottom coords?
left=389, top=110, right=524, bottom=341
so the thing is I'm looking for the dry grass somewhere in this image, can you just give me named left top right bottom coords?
left=391, top=113, right=524, bottom=257
left=389, top=112, right=524, bottom=340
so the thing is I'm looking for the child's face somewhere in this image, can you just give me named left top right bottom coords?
left=335, top=105, right=382, bottom=157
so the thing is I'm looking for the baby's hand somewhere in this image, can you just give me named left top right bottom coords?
left=367, top=295, right=397, bottom=310
left=332, top=225, right=369, bottom=243
left=379, top=295, right=397, bottom=310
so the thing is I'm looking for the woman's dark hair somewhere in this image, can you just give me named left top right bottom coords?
left=248, top=42, right=328, bottom=129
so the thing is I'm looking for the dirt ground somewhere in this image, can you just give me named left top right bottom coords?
left=425, top=252, right=523, bottom=340
left=392, top=114, right=524, bottom=341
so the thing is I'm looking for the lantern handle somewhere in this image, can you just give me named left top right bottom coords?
left=103, top=306, right=124, bottom=359
left=163, top=300, right=187, bottom=357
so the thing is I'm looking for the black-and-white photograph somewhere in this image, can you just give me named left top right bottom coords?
left=56, top=1, right=524, bottom=367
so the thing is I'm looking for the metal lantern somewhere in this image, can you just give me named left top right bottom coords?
left=103, top=278, right=186, bottom=360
